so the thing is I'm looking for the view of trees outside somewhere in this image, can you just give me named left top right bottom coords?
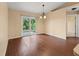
left=23, top=16, right=36, bottom=32
left=23, top=17, right=30, bottom=31
left=31, top=19, right=36, bottom=32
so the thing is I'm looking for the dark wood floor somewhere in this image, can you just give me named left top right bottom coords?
left=6, top=34, right=79, bottom=56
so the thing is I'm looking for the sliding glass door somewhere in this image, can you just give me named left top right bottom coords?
left=22, top=16, right=36, bottom=36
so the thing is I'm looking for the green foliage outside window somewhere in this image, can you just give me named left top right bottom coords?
left=31, top=19, right=36, bottom=32
left=23, top=18, right=30, bottom=31
left=23, top=17, right=36, bottom=32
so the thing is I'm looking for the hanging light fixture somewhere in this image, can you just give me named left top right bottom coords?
left=40, top=4, right=46, bottom=19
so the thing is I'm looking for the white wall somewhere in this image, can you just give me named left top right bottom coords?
left=8, top=9, right=45, bottom=39
left=45, top=8, right=66, bottom=39
left=36, top=18, right=45, bottom=34
left=0, top=3, right=8, bottom=56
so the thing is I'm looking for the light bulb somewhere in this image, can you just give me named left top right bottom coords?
left=40, top=16, right=42, bottom=19
left=44, top=15, right=46, bottom=19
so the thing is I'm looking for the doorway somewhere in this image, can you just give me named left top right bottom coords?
left=66, top=15, right=76, bottom=37
left=21, top=16, right=36, bottom=36
left=66, top=5, right=79, bottom=38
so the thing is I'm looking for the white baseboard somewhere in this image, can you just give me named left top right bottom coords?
left=45, top=33, right=66, bottom=40
left=8, top=36, right=21, bottom=40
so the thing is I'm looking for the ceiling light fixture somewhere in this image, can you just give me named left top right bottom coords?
left=40, top=4, right=46, bottom=19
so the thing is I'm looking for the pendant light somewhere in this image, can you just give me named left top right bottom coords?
left=40, top=4, right=46, bottom=19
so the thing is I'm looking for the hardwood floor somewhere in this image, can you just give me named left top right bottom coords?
left=6, top=34, right=79, bottom=56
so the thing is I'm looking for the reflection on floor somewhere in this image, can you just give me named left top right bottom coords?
left=6, top=34, right=79, bottom=56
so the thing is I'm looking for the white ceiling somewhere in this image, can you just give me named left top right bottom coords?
left=8, top=2, right=65, bottom=14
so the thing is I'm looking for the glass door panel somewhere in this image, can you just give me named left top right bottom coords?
left=31, top=19, right=36, bottom=32
left=23, top=16, right=30, bottom=36
left=22, top=16, right=36, bottom=36
left=23, top=17, right=30, bottom=32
